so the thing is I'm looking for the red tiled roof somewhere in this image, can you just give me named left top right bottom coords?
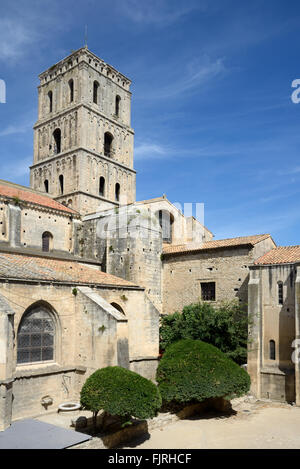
left=0, top=252, right=137, bottom=287
left=0, top=181, right=77, bottom=215
left=163, top=234, right=272, bottom=256
left=255, top=246, right=300, bottom=265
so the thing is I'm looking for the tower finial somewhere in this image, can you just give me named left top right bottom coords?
left=84, top=25, right=88, bottom=48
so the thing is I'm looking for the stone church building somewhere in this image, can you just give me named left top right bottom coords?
left=1, top=46, right=300, bottom=431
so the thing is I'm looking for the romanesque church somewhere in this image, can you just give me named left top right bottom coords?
left=1, top=47, right=300, bottom=431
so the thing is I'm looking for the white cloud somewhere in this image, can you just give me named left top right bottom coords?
left=119, top=0, right=206, bottom=25
left=0, top=18, right=38, bottom=61
left=137, top=55, right=227, bottom=100
left=0, top=122, right=32, bottom=137
left=135, top=143, right=170, bottom=160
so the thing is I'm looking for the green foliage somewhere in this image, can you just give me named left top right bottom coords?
left=80, top=366, right=162, bottom=420
left=160, top=301, right=250, bottom=365
left=156, top=339, right=250, bottom=404
left=72, top=288, right=78, bottom=296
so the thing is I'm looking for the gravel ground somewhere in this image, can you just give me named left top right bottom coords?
left=120, top=397, right=300, bottom=449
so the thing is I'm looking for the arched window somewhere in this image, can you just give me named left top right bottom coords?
left=158, top=210, right=173, bottom=243
left=44, top=179, right=49, bottom=193
left=59, top=174, right=64, bottom=195
left=17, top=306, right=55, bottom=364
left=53, top=128, right=61, bottom=154
left=269, top=340, right=276, bottom=360
left=104, top=132, right=113, bottom=157
left=278, top=282, right=283, bottom=305
left=93, top=81, right=99, bottom=104
left=42, top=231, right=53, bottom=252
left=99, top=176, right=105, bottom=197
left=115, top=95, right=121, bottom=116
left=48, top=91, right=53, bottom=113
left=69, top=79, right=74, bottom=103
left=115, top=183, right=120, bottom=202
left=111, top=302, right=125, bottom=315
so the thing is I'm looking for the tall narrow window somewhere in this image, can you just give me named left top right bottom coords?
left=17, top=306, right=55, bottom=364
left=93, top=81, right=99, bottom=104
left=42, top=231, right=53, bottom=252
left=69, top=79, right=74, bottom=103
left=158, top=210, right=173, bottom=243
left=269, top=340, right=276, bottom=360
left=53, top=128, right=61, bottom=154
left=48, top=91, right=53, bottom=113
left=99, top=177, right=105, bottom=197
left=278, top=282, right=283, bottom=305
left=59, top=174, right=64, bottom=195
left=104, top=132, right=113, bottom=157
left=115, top=95, right=121, bottom=116
left=115, top=183, right=120, bottom=202
left=44, top=180, right=49, bottom=193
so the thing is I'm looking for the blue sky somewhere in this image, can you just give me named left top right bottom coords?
left=1, top=0, right=300, bottom=245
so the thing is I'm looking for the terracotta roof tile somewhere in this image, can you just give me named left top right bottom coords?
left=163, top=234, right=272, bottom=256
left=0, top=181, right=77, bottom=215
left=0, top=252, right=136, bottom=287
left=255, top=246, right=300, bottom=265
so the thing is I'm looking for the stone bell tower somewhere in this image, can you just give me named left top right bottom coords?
left=30, top=47, right=136, bottom=215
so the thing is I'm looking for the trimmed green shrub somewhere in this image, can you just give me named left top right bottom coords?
left=157, top=339, right=250, bottom=404
left=80, top=366, right=162, bottom=425
left=160, top=301, right=250, bottom=365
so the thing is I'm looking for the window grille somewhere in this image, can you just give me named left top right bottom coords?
left=201, top=282, right=216, bottom=301
left=17, top=309, right=55, bottom=364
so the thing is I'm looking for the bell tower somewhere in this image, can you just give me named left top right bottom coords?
left=30, top=47, right=136, bottom=215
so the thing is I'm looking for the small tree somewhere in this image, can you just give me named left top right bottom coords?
left=157, top=339, right=250, bottom=405
left=160, top=301, right=250, bottom=364
left=80, top=366, right=162, bottom=429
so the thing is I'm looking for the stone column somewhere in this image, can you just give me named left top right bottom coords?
left=294, top=265, right=300, bottom=405
left=0, top=304, right=15, bottom=431
left=247, top=266, right=262, bottom=399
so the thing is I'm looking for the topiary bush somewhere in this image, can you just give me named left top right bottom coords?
left=156, top=339, right=250, bottom=405
left=80, top=366, right=162, bottom=428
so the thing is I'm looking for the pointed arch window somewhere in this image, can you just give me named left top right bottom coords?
left=104, top=132, right=113, bottom=157
left=59, top=174, right=64, bottom=195
left=53, top=128, right=61, bottom=154
left=93, top=81, right=99, bottom=104
left=115, top=95, right=121, bottom=116
left=44, top=179, right=49, bottom=193
left=48, top=91, right=53, bottom=113
left=17, top=306, right=55, bottom=364
left=69, top=79, right=74, bottom=103
left=269, top=340, right=276, bottom=360
left=158, top=210, right=173, bottom=243
left=115, top=183, right=120, bottom=202
left=42, top=231, right=53, bottom=252
left=99, top=176, right=105, bottom=197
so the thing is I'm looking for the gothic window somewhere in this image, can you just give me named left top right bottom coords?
left=269, top=340, right=276, bottom=360
left=201, top=282, right=216, bottom=301
left=53, top=128, right=61, bottom=154
left=42, top=231, right=53, bottom=252
left=99, top=176, right=105, bottom=197
left=59, top=174, right=64, bottom=195
left=115, top=95, right=121, bottom=116
left=48, top=91, right=53, bottom=113
left=104, top=132, right=113, bottom=157
left=278, top=282, right=283, bottom=305
left=111, top=303, right=125, bottom=315
left=115, top=183, right=120, bottom=202
left=44, top=179, right=49, bottom=193
left=93, top=81, right=99, bottom=104
left=69, top=79, right=74, bottom=103
left=17, top=306, right=55, bottom=364
left=158, top=210, right=173, bottom=243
